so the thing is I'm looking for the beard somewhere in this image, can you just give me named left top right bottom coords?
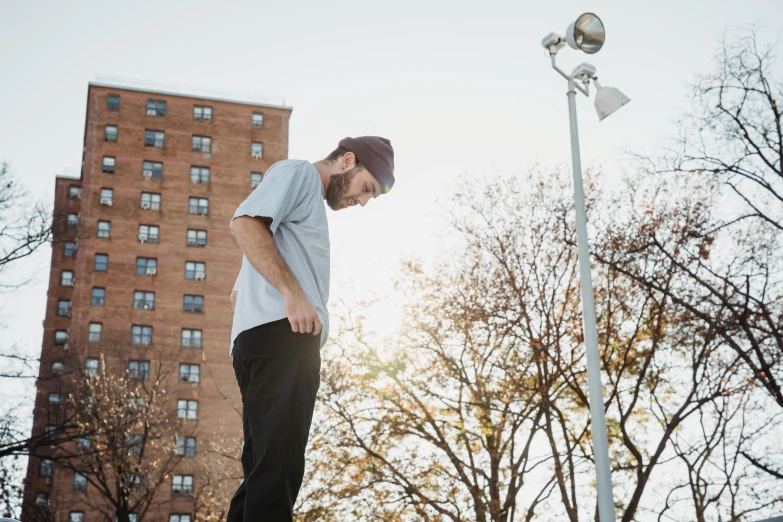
left=325, top=167, right=359, bottom=210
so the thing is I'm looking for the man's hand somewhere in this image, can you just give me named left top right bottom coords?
left=284, top=290, right=322, bottom=336
left=230, top=291, right=238, bottom=309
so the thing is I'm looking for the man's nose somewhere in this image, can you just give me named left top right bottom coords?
left=359, top=195, right=370, bottom=207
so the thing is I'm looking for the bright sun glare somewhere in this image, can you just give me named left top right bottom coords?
left=363, top=299, right=404, bottom=340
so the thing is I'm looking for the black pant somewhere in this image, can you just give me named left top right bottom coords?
left=227, top=319, right=321, bottom=522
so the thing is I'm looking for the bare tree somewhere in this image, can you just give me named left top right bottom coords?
left=19, top=340, right=194, bottom=522
left=0, top=162, right=52, bottom=290
left=0, top=454, right=24, bottom=517
left=671, top=30, right=783, bottom=399
left=658, top=386, right=782, bottom=522
left=652, top=29, right=782, bottom=231
left=608, top=30, right=783, bottom=487
left=0, top=161, right=57, bottom=517
left=295, top=166, right=782, bottom=521
left=190, top=438, right=242, bottom=522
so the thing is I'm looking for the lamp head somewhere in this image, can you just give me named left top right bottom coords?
left=541, top=32, right=566, bottom=53
left=566, top=13, right=605, bottom=54
left=594, top=80, right=630, bottom=120
left=571, top=62, right=597, bottom=81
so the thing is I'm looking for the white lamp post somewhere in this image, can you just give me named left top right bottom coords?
left=541, top=13, right=629, bottom=522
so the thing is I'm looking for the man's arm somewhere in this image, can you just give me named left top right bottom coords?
left=229, top=216, right=321, bottom=335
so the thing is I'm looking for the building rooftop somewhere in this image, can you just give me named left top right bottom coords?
left=90, top=75, right=292, bottom=111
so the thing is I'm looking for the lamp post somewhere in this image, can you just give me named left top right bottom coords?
left=540, top=13, right=630, bottom=522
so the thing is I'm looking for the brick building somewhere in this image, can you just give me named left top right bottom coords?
left=22, top=81, right=292, bottom=521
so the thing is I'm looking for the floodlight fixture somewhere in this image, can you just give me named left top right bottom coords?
left=594, top=79, right=631, bottom=121
left=566, top=13, right=605, bottom=54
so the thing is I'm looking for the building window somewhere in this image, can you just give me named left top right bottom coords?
left=67, top=213, right=79, bottom=229
left=190, top=166, right=210, bottom=184
left=56, top=300, right=71, bottom=316
left=142, top=161, right=163, bottom=179
left=35, top=493, right=49, bottom=505
left=179, top=364, right=200, bottom=383
left=85, top=358, right=99, bottom=376
left=73, top=472, right=87, bottom=492
left=193, top=105, right=212, bottom=122
left=188, top=197, right=208, bottom=215
left=94, top=253, right=109, bottom=272
left=57, top=300, right=71, bottom=316
left=184, top=261, right=205, bottom=280
left=252, top=112, right=264, bottom=128
left=191, top=136, right=211, bottom=153
left=251, top=142, right=263, bottom=158
left=186, top=229, right=207, bottom=247
left=61, top=271, right=74, bottom=286
left=97, top=221, right=111, bottom=239
left=100, top=188, right=113, bottom=206
left=174, top=437, right=197, bottom=457
left=171, top=474, right=193, bottom=495
left=133, top=291, right=155, bottom=310
left=127, top=398, right=146, bottom=410
left=131, top=325, right=153, bottom=345
left=140, top=192, right=161, bottom=210
left=102, top=156, right=116, bottom=173
left=77, top=437, right=91, bottom=451
left=64, top=241, right=77, bottom=257
left=144, top=130, right=165, bottom=148
left=44, top=425, right=57, bottom=439
left=88, top=323, right=102, bottom=342
left=39, top=458, right=53, bottom=477
left=52, top=361, right=64, bottom=374
left=48, top=393, right=61, bottom=405
left=105, top=125, right=118, bottom=142
left=136, top=257, right=158, bottom=276
left=91, top=287, right=105, bottom=306
left=54, top=331, right=68, bottom=345
left=146, top=99, right=167, bottom=117
left=69, top=186, right=82, bottom=200
left=125, top=436, right=144, bottom=457
left=250, top=172, right=263, bottom=188
left=181, top=329, right=202, bottom=348
left=138, top=224, right=159, bottom=243
left=128, top=360, right=150, bottom=380
left=70, top=512, right=84, bottom=522
left=176, top=401, right=198, bottom=421
left=183, top=295, right=204, bottom=314
left=169, top=515, right=191, bottom=522
left=107, top=94, right=120, bottom=112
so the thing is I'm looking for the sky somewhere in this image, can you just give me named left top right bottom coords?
left=0, top=0, right=781, bottom=403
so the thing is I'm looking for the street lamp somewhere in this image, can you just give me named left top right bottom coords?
left=541, top=13, right=629, bottom=522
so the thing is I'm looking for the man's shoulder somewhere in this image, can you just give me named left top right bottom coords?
left=265, top=159, right=320, bottom=194
left=267, top=159, right=317, bottom=177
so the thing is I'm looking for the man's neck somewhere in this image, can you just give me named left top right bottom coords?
left=312, top=160, right=337, bottom=199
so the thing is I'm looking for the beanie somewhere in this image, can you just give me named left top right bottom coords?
left=338, top=136, right=395, bottom=194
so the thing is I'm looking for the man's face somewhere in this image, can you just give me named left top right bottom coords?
left=326, top=163, right=381, bottom=211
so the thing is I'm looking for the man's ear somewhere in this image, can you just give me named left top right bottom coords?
left=342, top=151, right=356, bottom=170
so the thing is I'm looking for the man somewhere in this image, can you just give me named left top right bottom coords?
left=226, top=136, right=395, bottom=521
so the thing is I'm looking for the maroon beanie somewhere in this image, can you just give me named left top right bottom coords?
left=338, top=136, right=395, bottom=194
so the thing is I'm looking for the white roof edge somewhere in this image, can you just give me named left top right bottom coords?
left=89, top=77, right=292, bottom=111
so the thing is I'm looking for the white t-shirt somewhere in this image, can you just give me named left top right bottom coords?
left=230, top=159, right=330, bottom=354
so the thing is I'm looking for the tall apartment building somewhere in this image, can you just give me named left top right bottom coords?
left=22, top=81, right=292, bottom=520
